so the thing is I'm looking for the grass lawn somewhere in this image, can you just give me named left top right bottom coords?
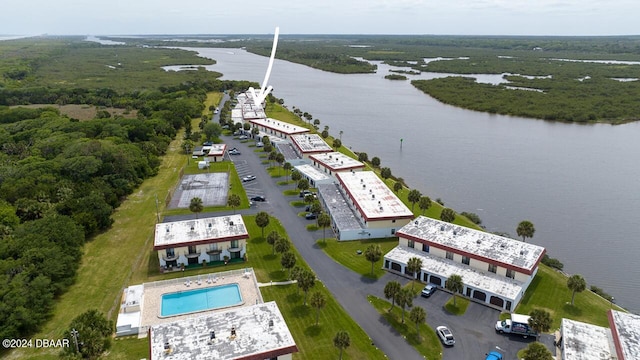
left=318, top=237, right=399, bottom=279
left=368, top=295, right=443, bottom=360
left=516, top=264, right=622, bottom=329
left=444, top=296, right=470, bottom=315
left=203, top=92, right=223, bottom=118
left=262, top=285, right=387, bottom=360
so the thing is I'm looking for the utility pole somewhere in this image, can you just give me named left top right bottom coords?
left=70, top=328, right=79, bottom=353
left=154, top=194, right=160, bottom=223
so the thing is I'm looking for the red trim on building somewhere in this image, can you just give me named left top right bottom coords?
left=309, top=154, right=365, bottom=172
left=249, top=119, right=309, bottom=136
left=336, top=174, right=412, bottom=222
left=608, top=310, right=626, bottom=360
left=290, top=138, right=331, bottom=156
left=237, top=345, right=299, bottom=360
left=398, top=231, right=545, bottom=276
left=153, top=234, right=249, bottom=251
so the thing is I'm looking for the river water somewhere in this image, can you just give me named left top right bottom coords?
left=174, top=47, right=640, bottom=313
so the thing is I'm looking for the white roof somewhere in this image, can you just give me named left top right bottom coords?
left=154, top=215, right=248, bottom=249
left=309, top=152, right=365, bottom=171
left=207, top=144, right=226, bottom=156
left=561, top=318, right=615, bottom=360
left=294, top=164, right=331, bottom=183
left=398, top=216, right=545, bottom=273
left=290, top=134, right=332, bottom=154
left=336, top=171, right=413, bottom=221
left=150, top=301, right=297, bottom=360
left=250, top=118, right=309, bottom=135
left=384, top=246, right=526, bottom=300
left=610, top=309, right=640, bottom=359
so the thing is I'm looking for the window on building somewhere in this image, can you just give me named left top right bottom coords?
left=446, top=251, right=454, bottom=260
left=391, top=228, right=395, bottom=234
left=188, top=245, right=197, bottom=254
left=488, top=263, right=497, bottom=274
left=506, top=269, right=515, bottom=279
left=422, top=243, right=429, bottom=253
left=407, top=240, right=414, bottom=248
left=166, top=248, right=175, bottom=257
left=230, top=240, right=239, bottom=249
left=462, top=256, right=470, bottom=265
left=392, top=219, right=396, bottom=223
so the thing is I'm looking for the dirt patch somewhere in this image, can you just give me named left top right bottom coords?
left=11, top=104, right=138, bottom=121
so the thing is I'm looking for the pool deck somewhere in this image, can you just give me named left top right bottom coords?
left=140, top=269, right=262, bottom=330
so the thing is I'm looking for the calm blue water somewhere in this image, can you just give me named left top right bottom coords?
left=161, top=284, right=242, bottom=317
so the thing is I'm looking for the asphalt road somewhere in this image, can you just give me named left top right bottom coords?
left=167, top=133, right=555, bottom=360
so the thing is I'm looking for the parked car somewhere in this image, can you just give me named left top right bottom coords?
left=203, top=141, right=214, bottom=146
left=242, top=175, right=256, bottom=182
left=250, top=196, right=266, bottom=202
left=304, top=213, right=317, bottom=220
left=229, top=149, right=241, bottom=155
left=256, top=141, right=264, bottom=147
left=436, top=326, right=455, bottom=346
left=239, top=135, right=248, bottom=140
left=485, top=351, right=503, bottom=360
left=299, top=190, right=315, bottom=198
left=420, top=284, right=437, bottom=298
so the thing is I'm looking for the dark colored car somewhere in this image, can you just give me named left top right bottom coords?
left=304, top=213, right=317, bottom=220
left=250, top=196, right=266, bottom=202
left=421, top=284, right=437, bottom=298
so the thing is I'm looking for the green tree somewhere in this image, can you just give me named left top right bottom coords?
left=393, top=181, right=403, bottom=193
left=380, top=167, right=392, bottom=180
left=310, top=291, right=326, bottom=326
left=275, top=237, right=291, bottom=256
left=182, top=139, right=195, bottom=154
left=567, top=274, right=587, bottom=305
left=321, top=129, right=329, bottom=138
left=446, top=274, right=464, bottom=306
left=409, top=306, right=427, bottom=341
left=203, top=122, right=223, bottom=141
left=291, top=170, right=302, bottom=189
left=358, top=152, right=368, bottom=162
left=371, top=156, right=381, bottom=167
left=407, top=257, right=423, bottom=288
left=227, top=194, right=240, bottom=214
left=255, top=211, right=270, bottom=238
left=313, top=118, right=321, bottom=128
left=243, top=122, right=251, bottom=131
left=522, top=341, right=554, bottom=360
left=297, top=178, right=310, bottom=192
left=333, top=330, right=350, bottom=360
left=310, top=201, right=323, bottom=215
left=317, top=212, right=331, bottom=242
left=298, top=270, right=316, bottom=305
left=528, top=309, right=552, bottom=338
left=440, top=208, right=456, bottom=223
left=395, top=288, right=414, bottom=323
left=62, top=309, right=113, bottom=359
left=189, top=197, right=203, bottom=219
left=290, top=266, right=303, bottom=289
left=283, top=162, right=292, bottom=181
left=517, top=220, right=536, bottom=242
left=407, top=189, right=422, bottom=211
left=266, top=230, right=280, bottom=255
left=281, top=252, right=296, bottom=278
left=268, top=150, right=278, bottom=167
left=384, top=281, right=402, bottom=311
left=418, top=196, right=432, bottom=215
left=364, top=244, right=382, bottom=276
left=333, top=138, right=342, bottom=149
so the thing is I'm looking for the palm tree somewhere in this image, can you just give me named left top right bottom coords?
left=384, top=281, right=401, bottom=311
left=567, top=274, right=586, bottom=305
left=266, top=230, right=280, bottom=255
left=407, top=189, right=422, bottom=211
left=298, top=270, right=316, bottom=305
left=283, top=162, right=292, bottom=181
left=517, top=220, right=536, bottom=242
left=333, top=330, right=350, bottom=360
left=393, top=181, right=403, bottom=193
left=407, top=257, right=423, bottom=289
left=274, top=237, right=291, bottom=257
left=310, top=291, right=326, bottom=326
left=280, top=252, right=296, bottom=278
left=522, top=341, right=554, bottom=359
left=440, top=208, right=456, bottom=223
left=275, top=153, right=285, bottom=174
left=418, top=196, right=432, bottom=215
left=445, top=274, right=464, bottom=306
left=189, top=197, right=203, bottom=219
left=380, top=167, right=392, bottom=180
left=227, top=194, right=240, bottom=214
left=255, top=211, right=270, bottom=238
left=291, top=170, right=302, bottom=189
left=395, top=288, right=414, bottom=323
left=317, top=213, right=331, bottom=242
left=409, top=306, right=426, bottom=341
left=528, top=309, right=552, bottom=339
left=364, top=244, right=382, bottom=276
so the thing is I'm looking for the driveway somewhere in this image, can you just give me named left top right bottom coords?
left=169, top=133, right=555, bottom=360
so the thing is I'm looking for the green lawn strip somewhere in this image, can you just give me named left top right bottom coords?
left=108, top=336, right=149, bottom=360
left=515, top=264, right=620, bottom=329
left=319, top=238, right=399, bottom=279
left=285, top=189, right=301, bottom=196
left=368, top=295, right=443, bottom=360
left=278, top=179, right=294, bottom=186
left=306, top=224, right=319, bottom=231
left=262, top=285, right=387, bottom=360
left=203, top=92, right=223, bottom=118
left=443, top=296, right=470, bottom=315
left=403, top=280, right=424, bottom=297
left=267, top=166, right=284, bottom=177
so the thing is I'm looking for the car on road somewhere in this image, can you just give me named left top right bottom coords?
left=420, top=284, right=437, bottom=298
left=485, top=351, right=503, bottom=360
left=304, top=212, right=317, bottom=220
left=242, top=175, right=256, bottom=182
left=436, top=326, right=455, bottom=346
left=229, top=149, right=241, bottom=155
left=250, top=196, right=266, bottom=202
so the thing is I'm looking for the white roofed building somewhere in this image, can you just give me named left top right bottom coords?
left=249, top=118, right=309, bottom=140
left=154, top=215, right=248, bottom=270
left=289, top=134, right=333, bottom=159
left=206, top=144, right=227, bottom=162
left=383, top=216, right=546, bottom=311
left=309, top=152, right=365, bottom=175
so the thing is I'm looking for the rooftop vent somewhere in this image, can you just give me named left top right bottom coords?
left=453, top=230, right=457, bottom=235
left=166, top=227, right=170, bottom=233
left=190, top=226, right=194, bottom=231
left=500, top=243, right=506, bottom=248
left=363, top=184, right=366, bottom=189
left=414, top=221, right=418, bottom=225
left=476, top=239, right=481, bottom=244
left=210, top=331, right=216, bottom=340
left=229, top=221, right=234, bottom=226
left=378, top=201, right=381, bottom=205
left=520, top=250, right=524, bottom=255
left=372, top=194, right=375, bottom=199
left=360, top=179, right=363, bottom=183
left=208, top=223, right=212, bottom=228
left=268, top=319, right=274, bottom=327
left=231, top=327, right=237, bottom=337
left=440, top=225, right=445, bottom=231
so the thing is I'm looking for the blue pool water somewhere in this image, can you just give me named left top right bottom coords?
left=161, top=283, right=243, bottom=317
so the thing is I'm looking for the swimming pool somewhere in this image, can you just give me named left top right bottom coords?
left=160, top=283, right=243, bottom=317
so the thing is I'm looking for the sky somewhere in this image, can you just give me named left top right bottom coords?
left=1, top=0, right=638, bottom=36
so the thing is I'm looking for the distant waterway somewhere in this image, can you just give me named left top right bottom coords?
left=176, top=47, right=640, bottom=313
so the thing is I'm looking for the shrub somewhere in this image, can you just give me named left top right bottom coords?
left=541, top=254, right=564, bottom=271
